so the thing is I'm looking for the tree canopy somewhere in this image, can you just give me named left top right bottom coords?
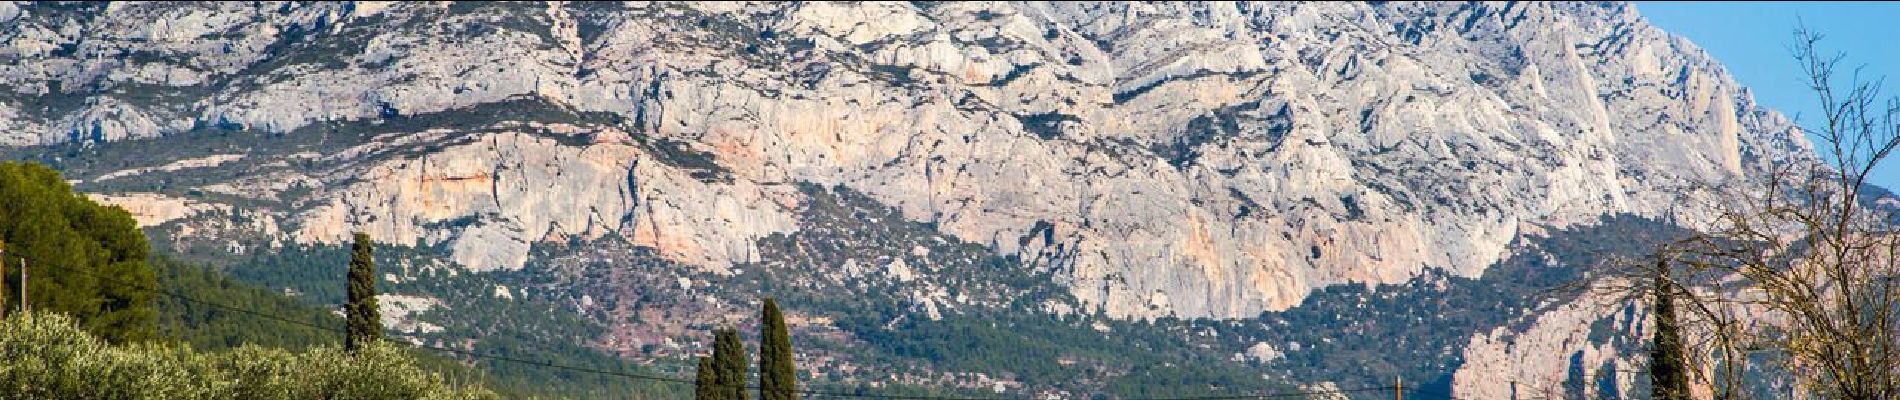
left=0, top=161, right=155, bottom=342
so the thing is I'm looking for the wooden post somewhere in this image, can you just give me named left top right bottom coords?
left=1396, top=375, right=1403, bottom=400
left=18, top=257, right=25, bottom=314
left=0, top=243, right=6, bottom=319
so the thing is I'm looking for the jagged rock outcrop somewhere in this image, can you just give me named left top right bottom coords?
left=1452, top=277, right=1648, bottom=399
left=4, top=0, right=1812, bottom=335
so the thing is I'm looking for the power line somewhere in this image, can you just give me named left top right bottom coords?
left=22, top=257, right=1438, bottom=400
left=1133, top=386, right=1399, bottom=399
left=21, top=259, right=848, bottom=397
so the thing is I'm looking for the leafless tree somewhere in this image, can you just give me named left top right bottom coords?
left=1617, top=26, right=1900, bottom=400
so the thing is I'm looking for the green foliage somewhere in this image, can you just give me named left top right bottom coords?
left=152, top=257, right=507, bottom=397
left=0, top=312, right=495, bottom=399
left=213, top=242, right=686, bottom=399
left=152, top=256, right=340, bottom=350
left=0, top=161, right=156, bottom=342
left=346, top=232, right=382, bottom=352
left=1651, top=268, right=1691, bottom=400
left=758, top=298, right=798, bottom=400
left=714, top=328, right=749, bottom=400
left=696, top=357, right=718, bottom=400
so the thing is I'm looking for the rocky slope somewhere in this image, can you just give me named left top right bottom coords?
left=1, top=1, right=1816, bottom=397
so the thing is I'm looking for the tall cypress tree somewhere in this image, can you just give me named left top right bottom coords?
left=714, top=328, right=749, bottom=400
left=695, top=357, right=719, bottom=400
left=758, top=298, right=798, bottom=400
left=345, top=232, right=382, bottom=352
left=1651, top=261, right=1691, bottom=400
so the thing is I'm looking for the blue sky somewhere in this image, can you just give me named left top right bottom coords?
left=1636, top=1, right=1900, bottom=189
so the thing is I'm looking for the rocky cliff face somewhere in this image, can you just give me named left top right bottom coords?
left=2, top=1, right=1817, bottom=395
left=2, top=1, right=1809, bottom=319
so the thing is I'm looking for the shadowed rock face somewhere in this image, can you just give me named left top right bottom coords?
left=3, top=2, right=1809, bottom=322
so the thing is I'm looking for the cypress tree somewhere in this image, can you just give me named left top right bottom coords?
left=345, top=232, right=382, bottom=352
left=758, top=298, right=798, bottom=400
left=1651, top=261, right=1691, bottom=400
left=695, top=357, right=719, bottom=400
left=715, top=328, right=749, bottom=400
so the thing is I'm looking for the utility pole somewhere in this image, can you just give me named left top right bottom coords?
left=0, top=241, right=6, bottom=319
left=19, top=257, right=25, bottom=314
left=1395, top=375, right=1403, bottom=400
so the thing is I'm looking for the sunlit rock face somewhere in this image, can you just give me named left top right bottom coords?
left=2, top=2, right=1809, bottom=322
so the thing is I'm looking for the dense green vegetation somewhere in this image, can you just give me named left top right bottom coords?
left=0, top=161, right=157, bottom=342
left=702, top=328, right=749, bottom=400
left=152, top=256, right=340, bottom=350
left=697, top=357, right=719, bottom=400
left=695, top=300, right=805, bottom=400
left=696, top=314, right=807, bottom=400
left=0, top=312, right=494, bottom=399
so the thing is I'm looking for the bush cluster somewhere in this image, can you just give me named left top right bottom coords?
left=0, top=313, right=496, bottom=399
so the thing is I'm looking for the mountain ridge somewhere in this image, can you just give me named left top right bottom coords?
left=3, top=1, right=1810, bottom=319
left=0, top=1, right=1823, bottom=397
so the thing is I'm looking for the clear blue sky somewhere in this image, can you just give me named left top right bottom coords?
left=1636, top=1, right=1900, bottom=189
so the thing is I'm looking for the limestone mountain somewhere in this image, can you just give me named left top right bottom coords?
left=0, top=1, right=1815, bottom=397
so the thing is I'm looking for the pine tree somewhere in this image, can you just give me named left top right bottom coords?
left=345, top=232, right=382, bottom=352
left=1650, top=261, right=1691, bottom=400
left=758, top=298, right=798, bottom=400
left=695, top=357, right=718, bottom=400
left=714, top=328, right=749, bottom=400
left=0, top=162, right=156, bottom=342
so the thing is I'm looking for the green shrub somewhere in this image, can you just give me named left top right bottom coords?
left=0, top=313, right=495, bottom=399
